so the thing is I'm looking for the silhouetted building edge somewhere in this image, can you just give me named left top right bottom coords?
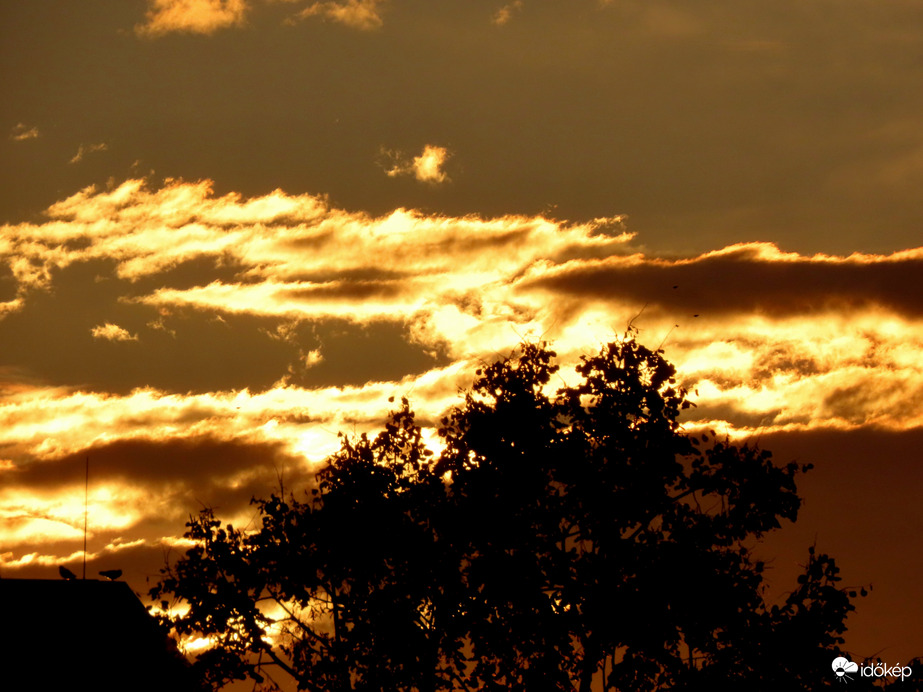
left=0, top=578, right=202, bottom=692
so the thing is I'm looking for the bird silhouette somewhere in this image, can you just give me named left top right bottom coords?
left=99, top=569, right=122, bottom=581
left=59, top=566, right=77, bottom=580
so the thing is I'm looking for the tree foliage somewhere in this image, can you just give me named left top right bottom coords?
left=152, top=335, right=862, bottom=690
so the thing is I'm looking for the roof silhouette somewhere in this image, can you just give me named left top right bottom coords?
left=0, top=578, right=202, bottom=692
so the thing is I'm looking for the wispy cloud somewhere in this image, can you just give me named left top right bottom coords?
left=492, top=1, right=523, bottom=26
left=135, top=0, right=249, bottom=37
left=10, top=123, right=39, bottom=142
left=383, top=144, right=452, bottom=184
left=69, top=142, right=108, bottom=164
left=521, top=242, right=923, bottom=319
left=287, top=0, right=385, bottom=30
left=598, top=0, right=704, bottom=38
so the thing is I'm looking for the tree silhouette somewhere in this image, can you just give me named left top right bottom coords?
left=152, top=335, right=861, bottom=690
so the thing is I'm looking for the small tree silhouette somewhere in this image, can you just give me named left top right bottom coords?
left=152, top=335, right=861, bottom=690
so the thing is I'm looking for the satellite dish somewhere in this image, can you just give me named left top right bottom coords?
left=99, top=569, right=123, bottom=581
left=59, top=566, right=77, bottom=580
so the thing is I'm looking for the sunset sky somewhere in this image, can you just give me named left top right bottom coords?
left=2, top=0, right=922, bottom=669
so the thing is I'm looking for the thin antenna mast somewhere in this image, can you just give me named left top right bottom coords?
left=83, top=456, right=88, bottom=580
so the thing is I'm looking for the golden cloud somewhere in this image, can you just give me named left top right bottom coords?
left=384, top=144, right=452, bottom=184
left=3, top=177, right=923, bottom=566
left=411, top=144, right=451, bottom=183
left=4, top=178, right=922, bottom=440
left=136, top=0, right=249, bottom=37
left=91, top=323, right=139, bottom=342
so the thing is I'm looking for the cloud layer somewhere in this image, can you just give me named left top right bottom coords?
left=5, top=0, right=923, bottom=665
left=1, top=180, right=920, bottom=619
left=135, top=0, right=386, bottom=35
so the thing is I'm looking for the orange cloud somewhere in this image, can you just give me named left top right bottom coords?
left=136, top=0, right=248, bottom=37
left=291, top=0, right=385, bottom=30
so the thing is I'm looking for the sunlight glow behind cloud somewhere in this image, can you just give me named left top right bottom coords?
left=1, top=177, right=921, bottom=574
left=5, top=0, right=923, bottom=665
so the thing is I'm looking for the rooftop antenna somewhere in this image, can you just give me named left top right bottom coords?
left=83, top=456, right=88, bottom=580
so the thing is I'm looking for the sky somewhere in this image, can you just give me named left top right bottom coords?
left=2, top=0, right=922, bottom=672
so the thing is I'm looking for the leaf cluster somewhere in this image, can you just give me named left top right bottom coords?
left=152, top=336, right=861, bottom=691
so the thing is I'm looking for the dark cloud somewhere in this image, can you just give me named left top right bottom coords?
left=1, top=434, right=321, bottom=589
left=523, top=247, right=923, bottom=318
left=285, top=279, right=407, bottom=301
left=5, top=436, right=305, bottom=489
left=0, top=435, right=319, bottom=574
left=283, top=267, right=414, bottom=284
left=750, top=346, right=824, bottom=379
left=679, top=403, right=788, bottom=430
left=0, top=260, right=16, bottom=302
left=134, top=255, right=253, bottom=290
left=819, top=380, right=923, bottom=426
